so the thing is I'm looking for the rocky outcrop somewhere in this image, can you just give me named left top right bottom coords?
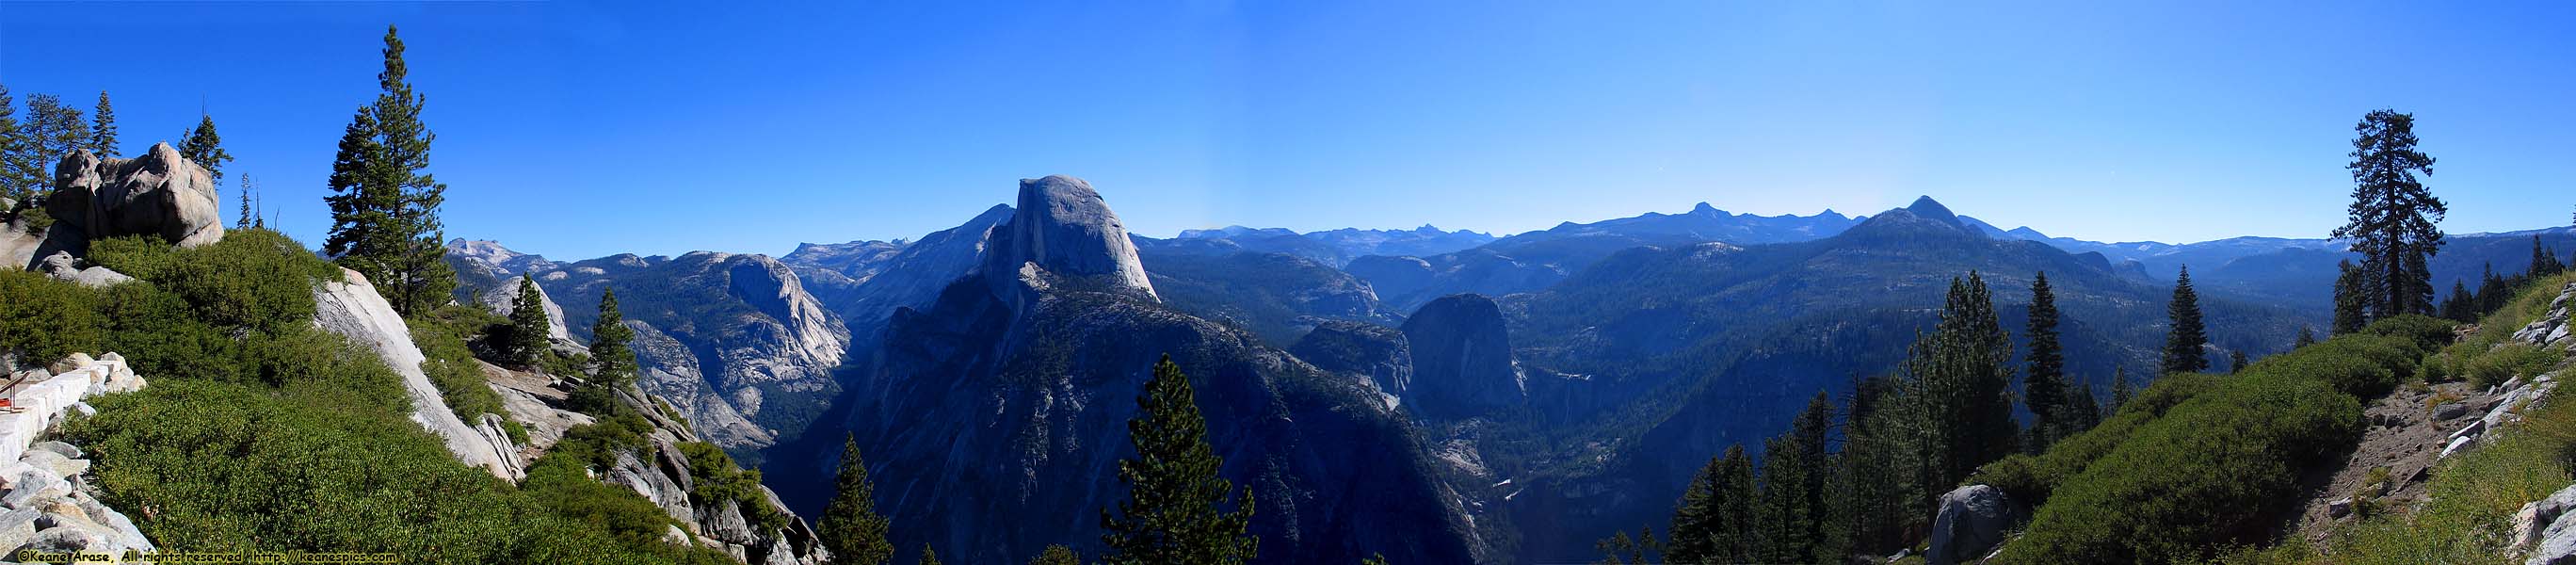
left=795, top=204, right=1013, bottom=341
left=479, top=275, right=570, bottom=341
left=625, top=319, right=774, bottom=447
left=591, top=386, right=830, bottom=565
left=981, top=175, right=1157, bottom=312
left=45, top=144, right=225, bottom=250
left=1927, top=485, right=2022, bottom=565
left=312, top=267, right=523, bottom=479
left=1398, top=294, right=1525, bottom=419
left=2513, top=282, right=2576, bottom=350
left=1290, top=320, right=1414, bottom=405
left=0, top=354, right=156, bottom=559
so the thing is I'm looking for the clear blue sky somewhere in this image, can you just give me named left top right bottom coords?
left=4, top=1, right=2571, bottom=260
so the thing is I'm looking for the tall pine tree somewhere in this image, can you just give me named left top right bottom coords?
left=588, top=286, right=638, bottom=387
left=2023, top=271, right=2068, bottom=451
left=819, top=434, right=894, bottom=565
left=87, top=91, right=117, bottom=158
left=1666, top=444, right=1757, bottom=564
left=2162, top=266, right=2209, bottom=374
left=24, top=94, right=83, bottom=175
left=2332, top=109, right=2444, bottom=319
left=1836, top=374, right=1907, bottom=557
left=2294, top=326, right=2318, bottom=348
left=1101, top=355, right=1257, bottom=565
left=2535, top=235, right=2565, bottom=278
left=1892, top=272, right=2018, bottom=519
left=507, top=275, right=551, bottom=365
left=2332, top=259, right=2369, bottom=334
left=235, top=173, right=257, bottom=229
left=0, top=84, right=37, bottom=202
left=180, top=114, right=233, bottom=183
left=2109, top=367, right=2133, bottom=414
left=324, top=25, right=456, bottom=316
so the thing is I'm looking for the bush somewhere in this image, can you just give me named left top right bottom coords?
left=0, top=269, right=100, bottom=364
left=2247, top=335, right=2417, bottom=397
left=91, top=230, right=336, bottom=333
left=676, top=441, right=786, bottom=531
left=2467, top=343, right=2563, bottom=389
left=411, top=316, right=509, bottom=423
left=1972, top=374, right=2219, bottom=506
left=2358, top=315, right=2457, bottom=353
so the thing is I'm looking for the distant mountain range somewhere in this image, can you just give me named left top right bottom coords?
left=449, top=189, right=2572, bottom=564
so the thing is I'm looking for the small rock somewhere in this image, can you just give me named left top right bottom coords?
left=2441, top=436, right=2477, bottom=459
left=664, top=524, right=691, bottom=547
left=1, top=470, right=71, bottom=510
left=2328, top=497, right=2355, bottom=518
left=93, top=353, right=119, bottom=364
left=69, top=403, right=93, bottom=417
left=0, top=508, right=38, bottom=557
left=26, top=443, right=79, bottom=460
left=44, top=353, right=92, bottom=376
left=18, top=452, right=86, bottom=479
left=13, top=525, right=102, bottom=556
left=2434, top=402, right=2470, bottom=420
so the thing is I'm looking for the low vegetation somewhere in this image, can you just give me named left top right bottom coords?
left=1, top=228, right=729, bottom=563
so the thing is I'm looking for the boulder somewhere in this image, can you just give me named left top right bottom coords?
left=44, top=354, right=91, bottom=377
left=43, top=144, right=225, bottom=250
left=17, top=451, right=84, bottom=480
left=1926, top=485, right=2022, bottom=565
left=17, top=443, right=68, bottom=461
left=0, top=508, right=36, bottom=557
left=2328, top=497, right=2355, bottom=518
left=2519, top=484, right=2576, bottom=550
left=2443, top=436, right=2478, bottom=459
left=706, top=500, right=759, bottom=546
left=12, top=525, right=102, bottom=557
left=2538, top=504, right=2576, bottom=565
left=0, top=467, right=70, bottom=510
left=2435, top=402, right=2470, bottom=421
left=35, top=251, right=131, bottom=288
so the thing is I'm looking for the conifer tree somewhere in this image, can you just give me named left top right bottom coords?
left=0, top=84, right=36, bottom=202
left=2534, top=235, right=2565, bottom=278
left=2229, top=350, right=2250, bottom=374
left=2332, top=260, right=2369, bottom=334
left=2294, top=326, right=2318, bottom=348
left=180, top=114, right=233, bottom=183
left=2023, top=271, right=2068, bottom=451
left=588, top=286, right=638, bottom=386
left=917, top=544, right=942, bottom=565
left=2441, top=280, right=2475, bottom=322
left=1030, top=545, right=1081, bottom=565
left=1835, top=375, right=1906, bottom=557
left=2333, top=109, right=2445, bottom=319
left=235, top=173, right=256, bottom=229
left=2068, top=377, right=2101, bottom=432
left=820, top=434, right=893, bottom=565
left=1101, top=355, right=1257, bottom=565
left=1666, top=444, right=1757, bottom=564
left=2110, top=367, right=2133, bottom=414
left=324, top=25, right=456, bottom=316
left=2162, top=266, right=2209, bottom=374
left=24, top=94, right=83, bottom=175
left=507, top=274, right=551, bottom=365
left=1892, top=272, right=2018, bottom=517
left=2480, top=263, right=2512, bottom=315
left=1750, top=394, right=1835, bottom=564
left=87, top=91, right=117, bottom=158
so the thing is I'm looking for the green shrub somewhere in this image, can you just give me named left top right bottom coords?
left=1972, top=374, right=2218, bottom=506
left=676, top=441, right=786, bottom=531
left=2467, top=344, right=2562, bottom=389
left=2246, top=335, right=2416, bottom=397
left=2358, top=315, right=2457, bottom=353
left=0, top=269, right=100, bottom=364
left=91, top=229, right=335, bottom=333
left=411, top=316, right=509, bottom=423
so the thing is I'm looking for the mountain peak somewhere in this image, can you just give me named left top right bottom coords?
left=1906, top=196, right=1958, bottom=223
left=983, top=174, right=1158, bottom=302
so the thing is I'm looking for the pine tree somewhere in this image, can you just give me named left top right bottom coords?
left=1101, top=355, right=1257, bottom=565
left=1030, top=545, right=1082, bottom=565
left=2479, top=263, right=2512, bottom=316
left=2229, top=350, right=2250, bottom=374
left=1892, top=272, right=2019, bottom=520
left=180, top=114, right=233, bottom=183
left=2441, top=280, right=2475, bottom=322
left=2294, top=326, right=2318, bottom=348
left=2068, top=376, right=2101, bottom=432
left=588, top=287, right=638, bottom=386
left=2333, top=109, right=2445, bottom=319
left=2110, top=367, right=2133, bottom=414
left=235, top=173, right=256, bottom=230
left=2023, top=271, right=2068, bottom=451
left=0, top=84, right=37, bottom=202
left=506, top=275, right=551, bottom=365
left=1749, top=394, right=1835, bottom=564
left=1835, top=375, right=1906, bottom=557
left=2162, top=266, right=2209, bottom=374
left=323, top=25, right=456, bottom=316
left=917, top=544, right=942, bottom=565
left=1666, top=444, right=1757, bottom=564
left=2534, top=235, right=2566, bottom=278
left=820, top=434, right=893, bottom=565
left=86, top=91, right=117, bottom=158
left=24, top=94, right=83, bottom=176
left=2332, top=260, right=2369, bottom=334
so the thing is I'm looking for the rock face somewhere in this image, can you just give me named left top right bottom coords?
left=981, top=175, right=1157, bottom=311
left=793, top=177, right=1483, bottom=565
left=45, top=144, right=225, bottom=250
left=1291, top=320, right=1414, bottom=403
left=478, top=275, right=570, bottom=341
left=0, top=353, right=156, bottom=558
left=35, top=251, right=132, bottom=288
left=1926, top=485, right=2022, bottom=565
left=791, top=204, right=1013, bottom=344
left=1398, top=294, right=1524, bottom=419
left=482, top=250, right=850, bottom=451
left=312, top=267, right=523, bottom=479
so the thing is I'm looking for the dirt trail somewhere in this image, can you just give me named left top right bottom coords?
left=2283, top=377, right=2510, bottom=547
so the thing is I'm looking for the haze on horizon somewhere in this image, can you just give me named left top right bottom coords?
left=3, top=1, right=2571, bottom=260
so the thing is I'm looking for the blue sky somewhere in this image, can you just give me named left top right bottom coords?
left=3, top=1, right=2571, bottom=260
